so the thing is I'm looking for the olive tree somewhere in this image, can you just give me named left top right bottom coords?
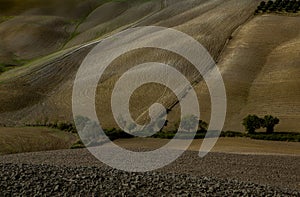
left=242, top=115, right=263, bottom=134
left=261, top=115, right=279, bottom=133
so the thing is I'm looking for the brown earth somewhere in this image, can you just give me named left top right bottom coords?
left=0, top=140, right=299, bottom=190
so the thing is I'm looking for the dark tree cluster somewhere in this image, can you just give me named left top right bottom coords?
left=242, top=115, right=279, bottom=134
left=255, top=0, right=300, bottom=14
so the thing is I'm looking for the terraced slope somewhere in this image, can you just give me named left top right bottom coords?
left=0, top=0, right=299, bottom=132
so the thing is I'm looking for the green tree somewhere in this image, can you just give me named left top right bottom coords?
left=261, top=115, right=279, bottom=133
left=260, top=1, right=266, bottom=7
left=181, top=115, right=198, bottom=132
left=242, top=115, right=263, bottom=134
left=75, top=115, right=90, bottom=131
left=198, top=120, right=208, bottom=133
left=127, top=122, right=136, bottom=133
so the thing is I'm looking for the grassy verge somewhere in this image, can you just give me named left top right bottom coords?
left=247, top=132, right=300, bottom=142
left=56, top=129, right=300, bottom=150
left=152, top=130, right=300, bottom=142
left=24, top=121, right=300, bottom=151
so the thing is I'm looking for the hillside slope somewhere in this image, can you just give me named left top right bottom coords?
left=0, top=0, right=299, bottom=132
left=217, top=15, right=300, bottom=132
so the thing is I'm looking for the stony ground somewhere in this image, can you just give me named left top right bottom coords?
left=0, top=163, right=298, bottom=196
left=0, top=149, right=299, bottom=196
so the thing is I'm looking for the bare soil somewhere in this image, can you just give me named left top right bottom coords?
left=0, top=147, right=299, bottom=191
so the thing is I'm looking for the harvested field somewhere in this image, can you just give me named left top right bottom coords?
left=0, top=1, right=299, bottom=132
left=215, top=14, right=300, bottom=132
left=0, top=0, right=267, bottom=132
left=0, top=127, right=77, bottom=155
left=113, top=137, right=300, bottom=155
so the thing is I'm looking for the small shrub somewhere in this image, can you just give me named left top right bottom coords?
left=220, top=131, right=245, bottom=137
left=70, top=140, right=85, bottom=149
left=56, top=122, right=76, bottom=132
left=0, top=64, right=5, bottom=73
left=104, top=128, right=134, bottom=141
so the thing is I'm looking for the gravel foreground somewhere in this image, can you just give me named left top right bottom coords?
left=0, top=163, right=299, bottom=196
left=0, top=149, right=299, bottom=196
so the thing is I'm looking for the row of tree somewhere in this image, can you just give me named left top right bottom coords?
left=30, top=114, right=280, bottom=136
left=242, top=115, right=279, bottom=134
left=255, top=0, right=300, bottom=13
left=180, top=114, right=280, bottom=135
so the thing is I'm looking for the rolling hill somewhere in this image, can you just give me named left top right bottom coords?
left=0, top=0, right=299, bottom=132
